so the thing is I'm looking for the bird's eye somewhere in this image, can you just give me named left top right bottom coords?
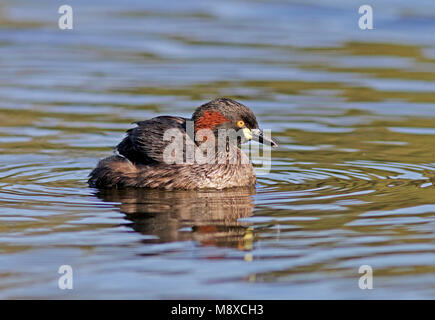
left=237, top=120, right=245, bottom=128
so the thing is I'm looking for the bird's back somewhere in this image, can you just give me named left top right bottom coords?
left=116, top=116, right=190, bottom=165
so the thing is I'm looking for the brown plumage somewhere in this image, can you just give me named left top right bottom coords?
left=88, top=98, right=277, bottom=190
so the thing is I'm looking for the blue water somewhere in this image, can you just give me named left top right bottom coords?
left=0, top=0, right=434, bottom=299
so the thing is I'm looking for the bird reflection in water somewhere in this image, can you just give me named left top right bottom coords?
left=95, top=187, right=256, bottom=250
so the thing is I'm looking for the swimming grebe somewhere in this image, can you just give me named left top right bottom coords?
left=88, top=98, right=277, bottom=189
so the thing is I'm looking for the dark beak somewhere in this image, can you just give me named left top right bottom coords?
left=251, top=129, right=278, bottom=147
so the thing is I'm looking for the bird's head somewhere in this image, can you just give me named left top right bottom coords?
left=192, top=98, right=277, bottom=147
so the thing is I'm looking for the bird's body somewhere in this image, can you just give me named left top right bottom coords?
left=88, top=98, right=276, bottom=190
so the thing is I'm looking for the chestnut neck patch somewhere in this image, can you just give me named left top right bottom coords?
left=194, top=110, right=229, bottom=132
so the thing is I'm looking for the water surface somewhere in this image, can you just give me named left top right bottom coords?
left=0, top=0, right=434, bottom=299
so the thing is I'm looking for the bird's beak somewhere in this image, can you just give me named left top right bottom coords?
left=244, top=128, right=278, bottom=147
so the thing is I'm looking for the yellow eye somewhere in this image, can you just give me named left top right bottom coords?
left=237, top=120, right=245, bottom=128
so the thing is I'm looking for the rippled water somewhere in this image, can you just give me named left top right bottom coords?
left=0, top=0, right=434, bottom=299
